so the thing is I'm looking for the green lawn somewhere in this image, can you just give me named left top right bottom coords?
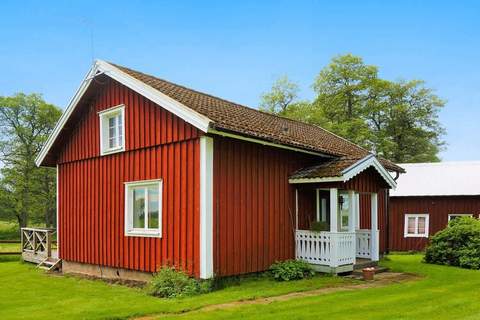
left=0, top=258, right=349, bottom=320
left=0, top=242, right=20, bottom=253
left=167, top=255, right=480, bottom=320
left=1, top=255, right=479, bottom=320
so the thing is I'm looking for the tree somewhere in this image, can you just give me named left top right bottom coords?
left=259, top=76, right=300, bottom=115
left=260, top=54, right=446, bottom=162
left=0, top=93, right=61, bottom=228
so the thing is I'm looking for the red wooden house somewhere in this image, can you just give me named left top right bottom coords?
left=35, top=60, right=403, bottom=280
left=389, top=162, right=480, bottom=251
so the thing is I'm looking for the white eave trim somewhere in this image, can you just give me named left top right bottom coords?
left=289, top=155, right=397, bottom=189
left=35, top=59, right=211, bottom=167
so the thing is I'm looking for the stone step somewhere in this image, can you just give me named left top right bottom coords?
left=351, top=266, right=389, bottom=277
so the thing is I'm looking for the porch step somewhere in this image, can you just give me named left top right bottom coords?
left=354, top=258, right=378, bottom=270
left=37, top=257, right=62, bottom=272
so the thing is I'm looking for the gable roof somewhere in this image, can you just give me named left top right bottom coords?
left=391, top=161, right=480, bottom=197
left=289, top=154, right=397, bottom=188
left=36, top=60, right=403, bottom=172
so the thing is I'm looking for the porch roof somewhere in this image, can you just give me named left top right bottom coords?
left=289, top=154, right=397, bottom=188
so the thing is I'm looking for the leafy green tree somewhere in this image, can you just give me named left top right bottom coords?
left=260, top=54, right=445, bottom=163
left=260, top=76, right=301, bottom=115
left=0, top=93, right=61, bottom=228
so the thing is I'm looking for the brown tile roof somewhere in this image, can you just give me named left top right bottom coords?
left=289, top=158, right=359, bottom=180
left=112, top=63, right=403, bottom=172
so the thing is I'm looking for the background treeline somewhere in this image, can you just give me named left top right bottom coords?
left=0, top=54, right=445, bottom=231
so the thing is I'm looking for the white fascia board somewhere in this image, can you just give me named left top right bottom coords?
left=342, top=155, right=397, bottom=189
left=35, top=60, right=212, bottom=167
left=289, top=176, right=343, bottom=184
left=35, top=64, right=100, bottom=167
left=208, top=128, right=332, bottom=158
left=96, top=60, right=211, bottom=132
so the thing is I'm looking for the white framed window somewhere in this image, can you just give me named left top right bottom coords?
left=448, top=214, right=473, bottom=222
left=99, top=105, right=125, bottom=155
left=124, top=179, right=162, bottom=237
left=404, top=214, right=429, bottom=238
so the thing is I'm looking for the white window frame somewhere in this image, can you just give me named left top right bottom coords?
left=99, top=105, right=126, bottom=155
left=404, top=214, right=429, bottom=238
left=448, top=213, right=473, bottom=222
left=124, top=179, right=162, bottom=238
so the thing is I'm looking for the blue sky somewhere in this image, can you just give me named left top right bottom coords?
left=1, top=1, right=479, bottom=161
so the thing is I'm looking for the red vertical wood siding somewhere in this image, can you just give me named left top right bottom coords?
left=212, top=137, right=315, bottom=276
left=389, top=196, right=480, bottom=251
left=57, top=78, right=201, bottom=276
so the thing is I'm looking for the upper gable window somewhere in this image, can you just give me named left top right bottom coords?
left=99, top=105, right=125, bottom=155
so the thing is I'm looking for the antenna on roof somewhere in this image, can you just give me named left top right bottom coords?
left=81, top=18, right=95, bottom=63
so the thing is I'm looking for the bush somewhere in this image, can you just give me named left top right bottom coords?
left=425, top=217, right=480, bottom=269
left=269, top=260, right=315, bottom=281
left=147, top=267, right=212, bottom=298
left=310, top=221, right=329, bottom=232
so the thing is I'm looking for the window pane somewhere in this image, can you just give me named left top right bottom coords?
left=133, top=188, right=145, bottom=228
left=148, top=186, right=159, bottom=229
left=407, top=217, right=416, bottom=234
left=109, top=137, right=116, bottom=149
left=418, top=217, right=426, bottom=234
left=109, top=116, right=116, bottom=128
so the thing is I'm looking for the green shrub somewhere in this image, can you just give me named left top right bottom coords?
left=310, top=221, right=329, bottom=232
left=147, top=267, right=212, bottom=298
left=425, top=217, right=480, bottom=269
left=269, top=260, right=315, bottom=281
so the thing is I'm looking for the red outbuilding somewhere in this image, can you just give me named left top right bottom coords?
left=389, top=162, right=480, bottom=251
left=35, top=60, right=404, bottom=280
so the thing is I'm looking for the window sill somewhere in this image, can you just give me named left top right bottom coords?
left=125, top=230, right=162, bottom=238
left=101, top=146, right=125, bottom=156
left=404, top=234, right=428, bottom=238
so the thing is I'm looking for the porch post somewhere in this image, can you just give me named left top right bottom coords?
left=316, top=189, right=320, bottom=222
left=370, top=192, right=379, bottom=261
left=355, top=193, right=360, bottom=230
left=348, top=191, right=355, bottom=233
left=329, top=188, right=338, bottom=232
left=295, top=188, right=299, bottom=230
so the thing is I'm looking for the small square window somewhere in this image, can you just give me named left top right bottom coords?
left=99, top=105, right=125, bottom=155
left=404, top=214, right=429, bottom=238
left=125, top=180, right=162, bottom=237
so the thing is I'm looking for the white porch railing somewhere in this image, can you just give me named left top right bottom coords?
left=355, top=229, right=379, bottom=259
left=295, top=230, right=356, bottom=267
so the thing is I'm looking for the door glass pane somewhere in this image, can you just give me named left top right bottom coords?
left=133, top=188, right=145, bottom=228
left=407, top=217, right=416, bottom=234
left=147, top=186, right=159, bottom=229
left=339, top=193, right=349, bottom=230
left=418, top=217, right=426, bottom=234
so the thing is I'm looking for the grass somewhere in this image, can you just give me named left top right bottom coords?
left=2, top=255, right=480, bottom=319
left=0, top=261, right=349, bottom=320
left=0, top=242, right=20, bottom=253
left=165, top=255, right=480, bottom=320
left=0, top=220, right=20, bottom=240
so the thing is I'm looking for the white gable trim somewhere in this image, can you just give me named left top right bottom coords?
left=342, top=154, right=397, bottom=188
left=35, top=60, right=211, bottom=167
left=289, top=155, right=397, bottom=189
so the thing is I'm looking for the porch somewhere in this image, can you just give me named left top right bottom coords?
left=294, top=188, right=380, bottom=273
left=290, top=155, right=396, bottom=274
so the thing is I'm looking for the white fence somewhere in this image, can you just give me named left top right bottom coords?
left=295, top=230, right=356, bottom=267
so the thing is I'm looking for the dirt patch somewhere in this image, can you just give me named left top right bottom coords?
left=133, top=272, right=421, bottom=320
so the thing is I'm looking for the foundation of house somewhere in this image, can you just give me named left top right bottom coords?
left=62, top=260, right=153, bottom=283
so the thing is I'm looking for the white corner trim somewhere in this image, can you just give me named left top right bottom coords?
left=342, top=155, right=397, bottom=189
left=56, top=164, right=60, bottom=254
left=200, top=136, right=214, bottom=279
left=35, top=60, right=212, bottom=167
